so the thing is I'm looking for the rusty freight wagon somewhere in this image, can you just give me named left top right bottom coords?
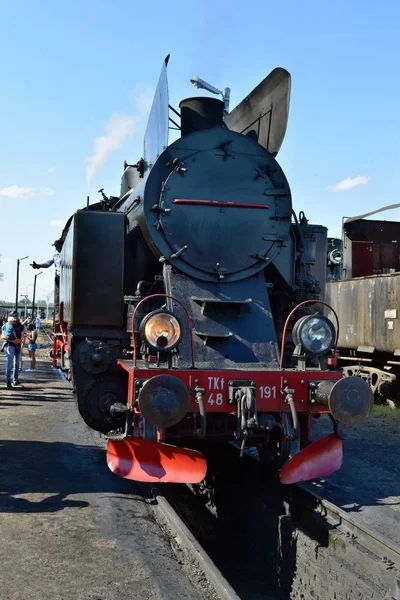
left=325, top=211, right=400, bottom=404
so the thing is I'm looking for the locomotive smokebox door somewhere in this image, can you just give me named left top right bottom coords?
left=142, top=128, right=292, bottom=283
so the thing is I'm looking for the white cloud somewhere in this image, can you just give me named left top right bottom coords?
left=85, top=113, right=139, bottom=186
left=328, top=175, right=370, bottom=192
left=85, top=84, right=154, bottom=186
left=50, top=219, right=65, bottom=227
left=129, top=84, right=154, bottom=114
left=48, top=167, right=55, bottom=173
left=0, top=185, right=54, bottom=198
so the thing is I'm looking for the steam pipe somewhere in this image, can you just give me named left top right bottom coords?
left=195, top=388, right=206, bottom=439
left=283, top=388, right=299, bottom=441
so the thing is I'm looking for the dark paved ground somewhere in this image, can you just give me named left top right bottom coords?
left=0, top=346, right=207, bottom=600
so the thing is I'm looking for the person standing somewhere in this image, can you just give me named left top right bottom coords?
left=11, top=312, right=27, bottom=373
left=31, top=239, right=63, bottom=312
left=1, top=317, right=7, bottom=352
left=25, top=324, right=38, bottom=372
left=35, top=316, right=42, bottom=332
left=2, top=315, right=23, bottom=389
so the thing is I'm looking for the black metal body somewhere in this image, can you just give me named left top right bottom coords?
left=61, top=210, right=125, bottom=327
left=57, top=64, right=329, bottom=433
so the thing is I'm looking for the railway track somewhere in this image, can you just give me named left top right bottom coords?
left=297, top=482, right=400, bottom=571
left=145, top=468, right=400, bottom=600
left=41, top=323, right=53, bottom=343
left=160, top=445, right=400, bottom=600
left=290, top=482, right=400, bottom=600
left=140, top=483, right=241, bottom=600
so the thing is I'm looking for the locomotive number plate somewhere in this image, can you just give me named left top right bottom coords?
left=207, top=376, right=225, bottom=406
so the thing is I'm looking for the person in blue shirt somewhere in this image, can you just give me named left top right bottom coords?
left=2, top=318, right=15, bottom=339
left=2, top=315, right=23, bottom=389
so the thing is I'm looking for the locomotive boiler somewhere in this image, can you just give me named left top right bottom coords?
left=55, top=58, right=373, bottom=485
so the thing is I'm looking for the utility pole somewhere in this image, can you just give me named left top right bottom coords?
left=15, top=256, right=28, bottom=311
left=42, top=289, right=52, bottom=320
left=20, top=294, right=28, bottom=317
left=32, top=272, right=43, bottom=317
left=25, top=284, right=34, bottom=317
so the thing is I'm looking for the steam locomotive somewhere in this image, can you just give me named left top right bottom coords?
left=54, top=58, right=373, bottom=485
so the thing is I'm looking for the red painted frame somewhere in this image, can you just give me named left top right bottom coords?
left=118, top=361, right=340, bottom=416
left=52, top=314, right=69, bottom=370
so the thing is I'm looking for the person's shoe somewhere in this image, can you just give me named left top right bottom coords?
left=5, top=383, right=12, bottom=389
left=12, top=381, right=23, bottom=387
left=25, top=369, right=35, bottom=372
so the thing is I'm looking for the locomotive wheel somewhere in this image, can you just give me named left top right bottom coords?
left=78, top=340, right=113, bottom=375
left=78, top=376, right=127, bottom=435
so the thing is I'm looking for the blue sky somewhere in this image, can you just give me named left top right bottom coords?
left=1, top=0, right=399, bottom=300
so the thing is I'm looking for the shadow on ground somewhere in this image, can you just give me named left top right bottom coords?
left=0, top=439, right=140, bottom=514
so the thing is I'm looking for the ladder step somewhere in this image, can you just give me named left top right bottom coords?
left=192, top=297, right=252, bottom=315
left=193, top=330, right=233, bottom=346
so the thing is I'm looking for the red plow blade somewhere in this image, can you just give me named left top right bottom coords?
left=107, top=437, right=207, bottom=484
left=280, top=434, right=343, bottom=484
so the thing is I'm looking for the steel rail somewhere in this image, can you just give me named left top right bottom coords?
left=296, top=482, right=400, bottom=568
left=140, top=484, right=241, bottom=600
left=41, top=324, right=53, bottom=344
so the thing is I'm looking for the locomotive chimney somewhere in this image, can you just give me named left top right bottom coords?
left=179, top=97, right=224, bottom=136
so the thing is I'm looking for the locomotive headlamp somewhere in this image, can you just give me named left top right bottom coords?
left=140, top=311, right=182, bottom=352
left=292, top=314, right=336, bottom=356
left=328, top=249, right=342, bottom=266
